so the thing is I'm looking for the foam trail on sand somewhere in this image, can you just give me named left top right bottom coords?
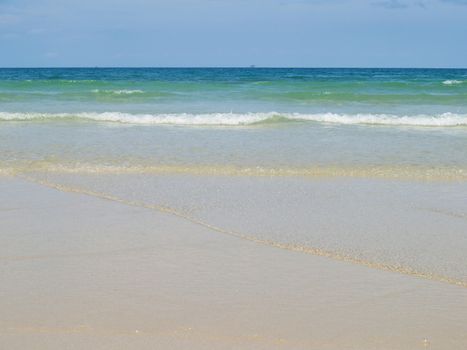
left=18, top=174, right=467, bottom=289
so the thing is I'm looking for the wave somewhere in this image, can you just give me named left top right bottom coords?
left=91, top=89, right=144, bottom=95
left=1, top=111, right=467, bottom=127
left=443, top=80, right=464, bottom=85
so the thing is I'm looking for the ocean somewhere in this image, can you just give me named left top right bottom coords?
left=1, top=68, right=466, bottom=286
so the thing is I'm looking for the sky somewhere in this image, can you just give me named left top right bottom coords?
left=0, top=0, right=466, bottom=67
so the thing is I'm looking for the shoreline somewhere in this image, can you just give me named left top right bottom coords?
left=1, top=177, right=467, bottom=349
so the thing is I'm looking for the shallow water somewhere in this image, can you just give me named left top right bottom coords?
left=1, top=68, right=467, bottom=287
left=24, top=172, right=467, bottom=287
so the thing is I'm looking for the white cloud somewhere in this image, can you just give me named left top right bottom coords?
left=0, top=13, right=19, bottom=24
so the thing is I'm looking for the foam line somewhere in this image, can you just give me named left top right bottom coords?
left=19, top=174, right=467, bottom=289
left=1, top=111, right=467, bottom=127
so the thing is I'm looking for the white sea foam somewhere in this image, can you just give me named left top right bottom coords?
left=113, top=89, right=144, bottom=94
left=91, top=89, right=144, bottom=94
left=1, top=111, right=467, bottom=127
left=443, top=80, right=464, bottom=85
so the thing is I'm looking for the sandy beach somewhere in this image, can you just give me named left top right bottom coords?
left=1, top=66, right=467, bottom=350
left=1, top=176, right=466, bottom=350
left=2, top=0, right=467, bottom=345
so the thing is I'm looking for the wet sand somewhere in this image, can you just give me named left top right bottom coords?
left=1, top=177, right=467, bottom=350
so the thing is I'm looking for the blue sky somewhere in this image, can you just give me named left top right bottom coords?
left=0, top=0, right=466, bottom=67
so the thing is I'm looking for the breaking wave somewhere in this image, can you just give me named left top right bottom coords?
left=1, top=111, right=467, bottom=127
left=443, top=80, right=464, bottom=85
left=91, top=89, right=144, bottom=95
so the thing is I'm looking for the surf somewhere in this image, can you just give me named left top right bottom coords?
left=1, top=111, right=467, bottom=127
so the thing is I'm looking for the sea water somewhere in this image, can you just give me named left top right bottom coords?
left=1, top=68, right=466, bottom=286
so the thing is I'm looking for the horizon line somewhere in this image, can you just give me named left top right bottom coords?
left=0, top=66, right=466, bottom=70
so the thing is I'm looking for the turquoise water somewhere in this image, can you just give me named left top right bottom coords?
left=2, top=68, right=467, bottom=285
left=1, top=68, right=467, bottom=175
left=1, top=67, right=467, bottom=116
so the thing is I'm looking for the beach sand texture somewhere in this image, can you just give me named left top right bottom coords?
left=1, top=177, right=467, bottom=350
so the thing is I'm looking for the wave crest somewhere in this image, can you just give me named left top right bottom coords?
left=1, top=111, right=467, bottom=127
left=91, top=89, right=144, bottom=95
left=443, top=80, right=464, bottom=85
